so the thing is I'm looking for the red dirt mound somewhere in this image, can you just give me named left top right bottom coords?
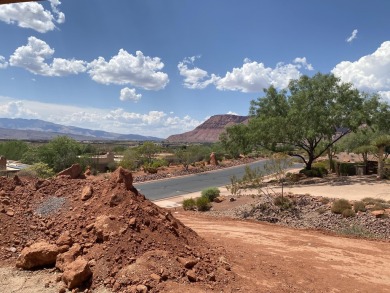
left=0, top=168, right=235, bottom=292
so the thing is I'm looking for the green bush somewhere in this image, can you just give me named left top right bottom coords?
left=196, top=197, right=211, bottom=211
left=353, top=201, right=366, bottom=212
left=338, top=163, right=356, bottom=176
left=342, top=208, right=356, bottom=218
left=299, top=167, right=327, bottom=177
left=312, top=161, right=328, bottom=171
left=182, top=198, right=196, bottom=210
left=331, top=199, right=352, bottom=214
left=274, top=195, right=294, bottom=210
left=18, top=162, right=55, bottom=179
left=201, top=187, right=220, bottom=202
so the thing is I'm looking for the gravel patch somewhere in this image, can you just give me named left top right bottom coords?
left=34, top=196, right=66, bottom=217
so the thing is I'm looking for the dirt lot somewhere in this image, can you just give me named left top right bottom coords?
left=176, top=212, right=390, bottom=293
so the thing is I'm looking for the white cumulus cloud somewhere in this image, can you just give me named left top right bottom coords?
left=0, top=100, right=38, bottom=118
left=178, top=56, right=218, bottom=89
left=0, top=55, right=8, bottom=69
left=332, top=41, right=390, bottom=92
left=88, top=50, right=169, bottom=90
left=0, top=0, right=65, bottom=33
left=293, top=57, right=314, bottom=70
left=9, top=36, right=87, bottom=76
left=179, top=56, right=311, bottom=92
left=119, top=87, right=142, bottom=102
left=346, top=29, right=358, bottom=43
left=215, top=60, right=301, bottom=92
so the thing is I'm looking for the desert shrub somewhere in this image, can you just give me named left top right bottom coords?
left=331, top=199, right=352, bottom=214
left=274, top=195, right=294, bottom=210
left=182, top=198, right=196, bottom=210
left=18, top=162, right=55, bottom=179
left=151, top=159, right=168, bottom=168
left=361, top=197, right=384, bottom=205
left=338, top=224, right=374, bottom=238
left=353, top=201, right=366, bottom=212
left=196, top=197, right=211, bottom=211
left=320, top=197, right=330, bottom=204
left=201, top=187, right=220, bottom=202
left=342, top=208, right=356, bottom=218
left=299, top=167, right=327, bottom=178
left=338, top=163, right=356, bottom=176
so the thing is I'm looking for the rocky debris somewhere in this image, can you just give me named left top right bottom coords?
left=16, top=241, right=60, bottom=269
left=56, top=163, right=83, bottom=179
left=166, top=114, right=249, bottom=143
left=56, top=243, right=81, bottom=271
left=207, top=193, right=390, bottom=240
left=0, top=168, right=235, bottom=291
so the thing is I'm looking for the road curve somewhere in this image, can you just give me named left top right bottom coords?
left=135, top=160, right=301, bottom=201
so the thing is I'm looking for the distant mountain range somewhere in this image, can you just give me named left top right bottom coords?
left=0, top=118, right=162, bottom=141
left=166, top=114, right=249, bottom=143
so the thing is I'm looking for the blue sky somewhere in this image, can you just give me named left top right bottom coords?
left=0, top=0, right=389, bottom=138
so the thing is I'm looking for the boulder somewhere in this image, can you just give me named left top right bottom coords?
left=210, top=152, right=218, bottom=166
left=57, top=164, right=83, bottom=179
left=62, top=257, right=92, bottom=289
left=110, top=167, right=134, bottom=190
left=16, top=241, right=60, bottom=269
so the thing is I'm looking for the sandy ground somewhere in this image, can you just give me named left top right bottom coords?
left=175, top=212, right=390, bottom=292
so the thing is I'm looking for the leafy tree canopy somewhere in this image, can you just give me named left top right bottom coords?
left=249, top=73, right=375, bottom=169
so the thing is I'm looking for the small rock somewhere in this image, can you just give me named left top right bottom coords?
left=177, top=256, right=198, bottom=269
left=6, top=209, right=14, bottom=217
left=186, top=270, right=197, bottom=282
left=136, top=284, right=148, bottom=292
left=81, top=186, right=93, bottom=201
left=150, top=273, right=161, bottom=282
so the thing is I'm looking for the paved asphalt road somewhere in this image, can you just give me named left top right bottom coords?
left=134, top=160, right=302, bottom=201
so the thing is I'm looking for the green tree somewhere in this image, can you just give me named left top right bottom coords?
left=137, top=142, right=160, bottom=164
left=220, top=123, right=252, bottom=158
left=174, top=145, right=208, bottom=171
left=37, top=136, right=82, bottom=172
left=120, top=148, right=142, bottom=171
left=0, top=140, right=29, bottom=160
left=249, top=73, right=369, bottom=170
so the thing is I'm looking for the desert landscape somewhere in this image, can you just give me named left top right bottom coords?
left=0, top=160, right=389, bottom=293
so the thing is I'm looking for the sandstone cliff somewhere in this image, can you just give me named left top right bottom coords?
left=166, top=114, right=249, bottom=143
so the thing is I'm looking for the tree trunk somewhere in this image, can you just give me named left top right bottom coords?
left=306, top=156, right=314, bottom=170
left=377, top=146, right=385, bottom=179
